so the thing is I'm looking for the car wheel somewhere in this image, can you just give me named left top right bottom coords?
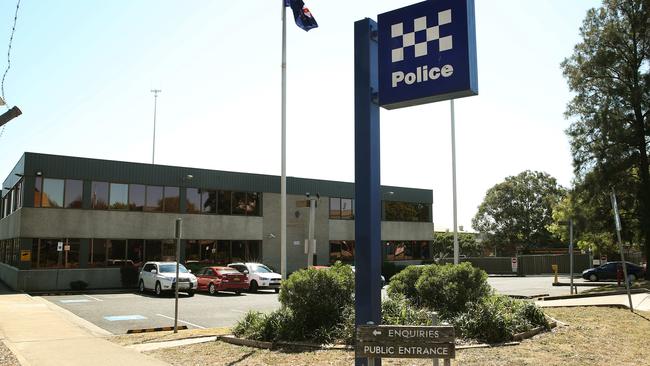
left=138, top=280, right=145, bottom=293
left=249, top=281, right=258, bottom=293
left=155, top=281, right=162, bottom=296
left=274, top=288, right=280, bottom=294
left=589, top=274, right=598, bottom=282
left=209, top=283, right=217, bottom=295
left=628, top=274, right=636, bottom=282
left=187, top=290, right=195, bottom=297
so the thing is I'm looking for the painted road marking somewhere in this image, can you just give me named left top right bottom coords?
left=60, top=299, right=91, bottom=303
left=156, top=314, right=206, bottom=329
left=104, top=315, right=147, bottom=321
left=84, top=294, right=103, bottom=302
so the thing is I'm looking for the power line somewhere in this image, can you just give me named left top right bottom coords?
left=0, top=0, right=22, bottom=139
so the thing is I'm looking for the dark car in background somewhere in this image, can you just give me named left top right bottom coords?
left=582, top=261, right=646, bottom=282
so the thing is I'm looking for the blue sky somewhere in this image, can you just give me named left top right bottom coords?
left=0, top=0, right=601, bottom=231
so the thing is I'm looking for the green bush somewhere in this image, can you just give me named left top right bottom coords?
left=232, top=311, right=268, bottom=341
left=415, top=262, right=491, bottom=317
left=453, top=294, right=549, bottom=343
left=279, top=262, right=354, bottom=334
left=382, top=294, right=433, bottom=326
left=386, top=265, right=425, bottom=304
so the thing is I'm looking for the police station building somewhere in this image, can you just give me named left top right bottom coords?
left=0, top=153, right=434, bottom=291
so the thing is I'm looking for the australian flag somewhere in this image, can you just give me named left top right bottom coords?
left=285, top=0, right=318, bottom=31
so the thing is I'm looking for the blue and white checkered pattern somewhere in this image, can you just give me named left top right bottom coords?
left=390, top=9, right=453, bottom=63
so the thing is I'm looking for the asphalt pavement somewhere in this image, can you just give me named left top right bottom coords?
left=44, top=289, right=281, bottom=334
left=487, top=275, right=598, bottom=297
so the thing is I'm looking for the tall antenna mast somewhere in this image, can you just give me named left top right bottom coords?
left=150, top=89, right=162, bottom=164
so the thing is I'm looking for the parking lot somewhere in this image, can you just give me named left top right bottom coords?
left=42, top=275, right=595, bottom=335
left=45, top=290, right=281, bottom=334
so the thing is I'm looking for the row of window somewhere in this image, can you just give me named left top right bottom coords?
left=26, top=238, right=263, bottom=269
left=329, top=240, right=432, bottom=263
left=329, top=197, right=431, bottom=223
left=0, top=239, right=20, bottom=267
left=29, top=177, right=263, bottom=216
left=1, top=180, right=23, bottom=219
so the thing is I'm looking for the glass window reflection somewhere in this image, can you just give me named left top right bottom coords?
left=109, top=183, right=128, bottom=210
left=129, top=184, right=145, bottom=211
left=145, top=186, right=163, bottom=212
left=186, top=188, right=201, bottom=214
left=92, top=181, right=109, bottom=209
left=164, top=187, right=179, bottom=212
left=42, top=178, right=64, bottom=208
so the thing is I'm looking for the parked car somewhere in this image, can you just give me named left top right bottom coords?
left=228, top=262, right=282, bottom=293
left=138, top=261, right=198, bottom=296
left=582, top=261, right=646, bottom=282
left=196, top=266, right=249, bottom=295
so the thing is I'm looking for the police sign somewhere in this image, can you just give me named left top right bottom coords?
left=378, top=0, right=478, bottom=109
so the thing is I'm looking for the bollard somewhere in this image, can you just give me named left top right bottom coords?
left=551, top=264, right=558, bottom=284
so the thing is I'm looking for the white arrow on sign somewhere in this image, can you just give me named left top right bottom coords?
left=372, top=329, right=382, bottom=336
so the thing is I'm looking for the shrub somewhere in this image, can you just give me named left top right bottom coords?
left=453, top=294, right=549, bottom=343
left=382, top=294, right=433, bottom=326
left=415, top=262, right=491, bottom=317
left=386, top=265, right=425, bottom=304
left=232, top=311, right=268, bottom=341
left=279, top=262, right=354, bottom=333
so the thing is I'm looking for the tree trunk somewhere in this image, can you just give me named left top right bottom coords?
left=633, top=115, right=650, bottom=279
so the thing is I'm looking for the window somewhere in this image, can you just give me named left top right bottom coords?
left=202, top=189, right=217, bottom=214
left=42, top=178, right=64, bottom=208
left=216, top=241, right=230, bottom=265
left=107, top=240, right=127, bottom=264
left=341, top=198, right=353, bottom=219
left=186, top=188, right=201, bottom=214
left=34, top=176, right=42, bottom=208
left=383, top=241, right=431, bottom=261
left=246, top=192, right=261, bottom=216
left=127, top=239, right=145, bottom=265
left=89, top=239, right=107, bottom=267
left=129, top=184, right=145, bottom=211
left=109, top=183, right=128, bottom=210
left=185, top=240, right=215, bottom=261
left=164, top=186, right=180, bottom=212
left=91, top=181, right=109, bottom=209
left=232, top=192, right=247, bottom=215
left=145, top=240, right=162, bottom=261
left=329, top=198, right=341, bottom=219
left=145, top=186, right=163, bottom=212
left=384, top=201, right=431, bottom=222
left=218, top=191, right=232, bottom=215
left=231, top=241, right=246, bottom=261
left=329, top=240, right=355, bottom=263
left=64, top=179, right=83, bottom=208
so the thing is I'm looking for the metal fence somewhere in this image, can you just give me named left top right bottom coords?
left=438, top=254, right=591, bottom=275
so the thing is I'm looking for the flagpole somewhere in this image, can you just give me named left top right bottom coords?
left=280, top=0, right=288, bottom=280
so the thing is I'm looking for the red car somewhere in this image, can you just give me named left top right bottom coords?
left=196, top=266, right=249, bottom=295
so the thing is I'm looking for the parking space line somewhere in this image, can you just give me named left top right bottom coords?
left=104, top=315, right=147, bottom=321
left=156, top=314, right=206, bottom=329
left=84, top=294, right=103, bottom=302
left=60, top=299, right=91, bottom=303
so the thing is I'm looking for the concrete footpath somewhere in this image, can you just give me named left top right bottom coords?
left=536, top=292, right=650, bottom=311
left=0, top=294, right=170, bottom=366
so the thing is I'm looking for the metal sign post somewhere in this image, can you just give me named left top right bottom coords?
left=569, top=219, right=575, bottom=294
left=174, top=218, right=182, bottom=333
left=356, top=324, right=455, bottom=361
left=610, top=190, right=633, bottom=311
left=354, top=17, right=383, bottom=366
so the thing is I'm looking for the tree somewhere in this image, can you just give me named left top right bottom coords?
left=432, top=231, right=482, bottom=258
left=472, top=171, right=565, bottom=253
left=561, top=0, right=649, bottom=277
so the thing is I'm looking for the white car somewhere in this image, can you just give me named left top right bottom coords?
left=228, top=262, right=282, bottom=293
left=138, top=261, right=198, bottom=297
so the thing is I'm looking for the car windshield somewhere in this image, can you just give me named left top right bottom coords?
left=159, top=264, right=188, bottom=273
left=250, top=264, right=273, bottom=273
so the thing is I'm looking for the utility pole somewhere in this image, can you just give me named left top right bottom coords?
left=151, top=89, right=162, bottom=165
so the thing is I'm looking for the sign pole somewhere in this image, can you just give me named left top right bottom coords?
left=610, top=190, right=633, bottom=311
left=450, top=99, right=459, bottom=265
left=354, top=17, right=382, bottom=366
left=174, top=218, right=182, bottom=333
left=280, top=0, right=288, bottom=280
left=569, top=218, right=574, bottom=294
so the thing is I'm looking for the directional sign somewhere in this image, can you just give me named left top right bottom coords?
left=356, top=325, right=455, bottom=359
left=378, top=0, right=478, bottom=109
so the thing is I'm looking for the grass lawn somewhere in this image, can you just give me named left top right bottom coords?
left=127, top=307, right=650, bottom=366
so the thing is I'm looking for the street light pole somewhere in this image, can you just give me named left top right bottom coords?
left=151, top=89, right=162, bottom=165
